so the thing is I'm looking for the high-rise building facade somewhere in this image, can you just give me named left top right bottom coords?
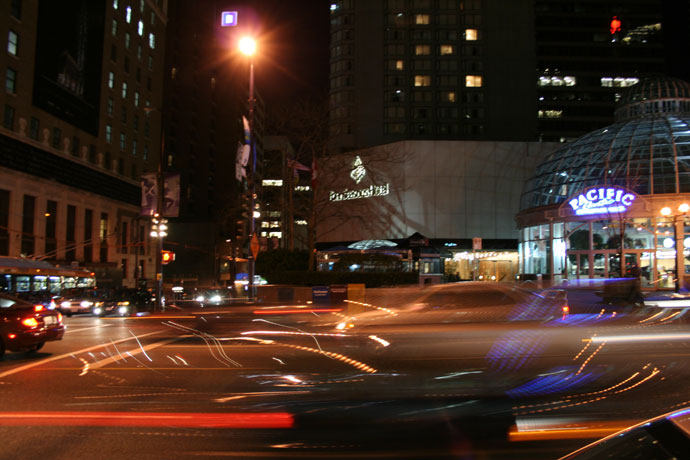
left=328, top=0, right=690, bottom=151
left=0, top=0, right=168, bottom=288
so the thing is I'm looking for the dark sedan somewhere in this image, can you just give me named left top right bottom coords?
left=0, top=292, right=65, bottom=359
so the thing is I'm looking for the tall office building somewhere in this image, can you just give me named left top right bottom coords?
left=0, top=0, right=168, bottom=288
left=328, top=0, right=690, bottom=151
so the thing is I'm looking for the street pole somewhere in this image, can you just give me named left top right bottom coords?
left=247, top=55, right=256, bottom=302
left=155, top=114, right=165, bottom=311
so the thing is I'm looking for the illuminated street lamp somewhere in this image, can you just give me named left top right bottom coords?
left=660, top=203, right=689, bottom=292
left=239, top=36, right=257, bottom=301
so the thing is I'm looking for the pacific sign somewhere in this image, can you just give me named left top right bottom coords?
left=568, top=187, right=635, bottom=216
left=329, top=156, right=391, bottom=202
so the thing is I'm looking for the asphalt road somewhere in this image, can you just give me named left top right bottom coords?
left=1, top=300, right=689, bottom=460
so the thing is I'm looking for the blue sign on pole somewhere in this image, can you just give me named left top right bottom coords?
left=221, top=11, right=238, bottom=27
left=312, top=286, right=331, bottom=306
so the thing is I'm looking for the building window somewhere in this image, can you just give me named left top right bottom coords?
left=415, top=14, right=429, bottom=24
left=126, top=5, right=132, bottom=23
left=121, top=81, right=127, bottom=98
left=113, top=0, right=118, bottom=9
left=7, top=31, right=18, bottom=56
left=107, top=97, right=113, bottom=115
left=21, top=195, right=35, bottom=256
left=600, top=77, right=639, bottom=88
left=465, top=28, right=478, bottom=40
left=121, top=106, right=127, bottom=124
left=6, top=67, right=17, bottom=93
left=395, top=60, right=404, bottom=70
left=125, top=32, right=131, bottom=49
left=117, top=158, right=124, bottom=175
left=71, top=136, right=79, bottom=156
left=538, top=109, right=563, bottom=119
left=134, top=91, right=140, bottom=107
left=108, top=71, right=115, bottom=88
left=65, top=205, right=76, bottom=260
left=539, top=75, right=576, bottom=87
left=51, top=127, right=61, bottom=149
left=45, top=200, right=57, bottom=258
left=132, top=139, right=137, bottom=156
left=138, top=20, right=144, bottom=36
left=137, top=44, right=142, bottom=60
left=148, top=55, right=153, bottom=70
left=3, top=105, right=14, bottom=130
left=440, top=44, right=454, bottom=55
left=124, top=56, right=130, bottom=72
left=105, top=125, right=112, bottom=143
left=465, top=75, right=482, bottom=87
left=84, top=209, right=93, bottom=263
left=414, top=75, right=432, bottom=87
left=415, top=44, right=431, bottom=55
left=11, top=0, right=21, bottom=19
left=120, top=133, right=126, bottom=150
left=148, top=33, right=155, bottom=49
left=441, top=91, right=456, bottom=102
left=89, top=145, right=96, bottom=163
left=100, top=213, right=108, bottom=262
left=120, top=221, right=128, bottom=254
left=111, top=19, right=118, bottom=36
left=143, top=144, right=148, bottom=160
left=133, top=114, right=138, bottom=131
left=29, top=117, right=39, bottom=140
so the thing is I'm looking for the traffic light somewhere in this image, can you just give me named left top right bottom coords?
left=161, top=250, right=175, bottom=264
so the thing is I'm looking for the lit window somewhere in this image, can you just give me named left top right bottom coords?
left=465, top=75, right=482, bottom=87
left=126, top=6, right=132, bottom=23
left=262, top=179, right=283, bottom=186
left=465, top=29, right=478, bottom=40
left=261, top=222, right=270, bottom=228
left=538, top=110, right=563, bottom=119
left=7, top=30, right=18, bottom=56
left=268, top=231, right=282, bottom=239
left=108, top=71, right=115, bottom=88
left=120, top=133, right=126, bottom=150
left=149, top=33, right=155, bottom=49
left=601, top=77, right=613, bottom=87
left=415, top=14, right=429, bottom=24
left=5, top=67, right=17, bottom=93
left=125, top=32, right=131, bottom=49
left=444, top=91, right=456, bottom=102
left=440, top=45, right=454, bottom=55
left=396, top=60, right=404, bottom=70
left=113, top=0, right=118, bottom=9
left=138, top=20, right=144, bottom=36
left=414, top=75, right=431, bottom=87
left=415, top=45, right=431, bottom=55
left=134, top=91, right=139, bottom=106
left=112, top=19, right=118, bottom=36
left=538, top=75, right=576, bottom=87
left=105, top=125, right=112, bottom=143
left=121, top=81, right=127, bottom=98
left=295, top=220, right=308, bottom=225
left=107, top=97, right=113, bottom=115
left=139, top=0, right=144, bottom=12
left=294, top=185, right=311, bottom=191
left=137, top=44, right=142, bottom=60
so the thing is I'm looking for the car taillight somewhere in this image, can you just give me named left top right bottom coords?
left=562, top=305, right=570, bottom=318
left=22, top=317, right=39, bottom=328
left=57, top=312, right=63, bottom=323
left=34, top=304, right=44, bottom=312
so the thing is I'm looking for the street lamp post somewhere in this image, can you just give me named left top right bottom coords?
left=660, top=203, right=689, bottom=292
left=239, top=36, right=257, bottom=301
left=145, top=107, right=167, bottom=311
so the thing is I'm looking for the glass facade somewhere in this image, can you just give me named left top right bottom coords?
left=519, top=77, right=690, bottom=290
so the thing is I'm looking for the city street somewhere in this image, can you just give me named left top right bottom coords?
left=1, top=295, right=689, bottom=459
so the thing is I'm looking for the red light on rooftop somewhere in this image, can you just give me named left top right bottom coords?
left=610, top=16, right=621, bottom=34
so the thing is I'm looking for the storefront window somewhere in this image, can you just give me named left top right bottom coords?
left=626, top=218, right=654, bottom=249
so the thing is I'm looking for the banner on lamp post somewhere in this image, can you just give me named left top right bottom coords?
left=140, top=172, right=180, bottom=217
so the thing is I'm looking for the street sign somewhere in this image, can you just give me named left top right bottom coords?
left=250, top=233, right=260, bottom=260
left=221, top=11, right=238, bottom=27
left=472, top=237, right=482, bottom=250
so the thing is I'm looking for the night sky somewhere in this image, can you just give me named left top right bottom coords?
left=218, top=0, right=331, bottom=105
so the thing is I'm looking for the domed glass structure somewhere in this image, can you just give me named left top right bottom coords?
left=521, top=77, right=690, bottom=210
left=517, top=77, right=690, bottom=290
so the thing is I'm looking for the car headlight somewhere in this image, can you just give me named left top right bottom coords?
left=80, top=301, right=92, bottom=308
left=196, top=295, right=205, bottom=302
left=61, top=301, right=70, bottom=308
left=93, top=307, right=102, bottom=315
left=210, top=295, right=221, bottom=303
left=118, top=306, right=129, bottom=315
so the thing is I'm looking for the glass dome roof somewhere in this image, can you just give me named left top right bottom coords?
left=521, top=77, right=690, bottom=211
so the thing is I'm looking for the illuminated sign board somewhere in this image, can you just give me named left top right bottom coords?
left=221, top=11, right=238, bottom=27
left=568, top=187, right=635, bottom=216
left=329, top=156, right=391, bottom=202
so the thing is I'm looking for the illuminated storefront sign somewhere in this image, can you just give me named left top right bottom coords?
left=329, top=156, right=391, bottom=201
left=568, top=187, right=635, bottom=215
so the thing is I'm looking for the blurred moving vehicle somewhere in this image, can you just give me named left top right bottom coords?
left=333, top=282, right=568, bottom=332
left=559, top=407, right=690, bottom=459
left=0, top=292, right=64, bottom=359
left=194, top=287, right=235, bottom=305
left=101, top=289, right=154, bottom=317
left=56, top=288, right=115, bottom=316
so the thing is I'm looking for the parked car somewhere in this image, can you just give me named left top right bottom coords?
left=0, top=292, right=64, bottom=359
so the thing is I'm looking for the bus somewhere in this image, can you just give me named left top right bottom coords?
left=0, top=256, right=96, bottom=301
